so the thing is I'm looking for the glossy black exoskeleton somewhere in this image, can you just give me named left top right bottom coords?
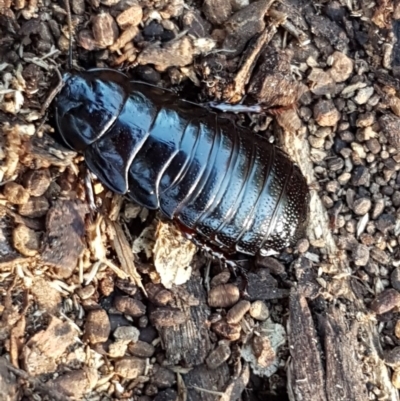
left=54, top=68, right=309, bottom=257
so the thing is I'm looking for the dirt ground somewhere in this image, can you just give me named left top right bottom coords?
left=1, top=0, right=400, bottom=400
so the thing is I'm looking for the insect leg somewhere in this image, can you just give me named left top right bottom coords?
left=224, top=258, right=250, bottom=298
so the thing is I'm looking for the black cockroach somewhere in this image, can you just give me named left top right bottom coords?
left=53, top=67, right=309, bottom=260
left=50, top=0, right=309, bottom=264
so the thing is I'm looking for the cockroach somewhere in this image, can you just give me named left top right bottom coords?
left=53, top=68, right=309, bottom=261
left=50, top=0, right=309, bottom=265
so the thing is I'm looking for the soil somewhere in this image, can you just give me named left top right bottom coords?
left=1, top=0, right=400, bottom=400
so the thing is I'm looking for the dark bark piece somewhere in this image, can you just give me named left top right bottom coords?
left=222, top=0, right=274, bottom=57
left=1, top=205, right=44, bottom=231
left=248, top=48, right=305, bottom=107
left=244, top=272, right=289, bottom=301
left=323, top=308, right=368, bottom=401
left=0, top=214, right=21, bottom=264
left=183, top=363, right=230, bottom=401
left=21, top=316, right=77, bottom=376
left=41, top=200, right=87, bottom=278
left=287, top=290, right=374, bottom=401
left=223, top=14, right=279, bottom=103
left=158, top=274, right=212, bottom=367
left=287, top=289, right=327, bottom=401
left=24, top=134, right=77, bottom=168
left=306, top=14, right=349, bottom=52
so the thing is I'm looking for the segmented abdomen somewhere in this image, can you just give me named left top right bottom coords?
left=55, top=69, right=309, bottom=256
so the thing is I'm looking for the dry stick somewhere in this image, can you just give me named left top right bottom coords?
left=39, top=67, right=63, bottom=117
left=2, top=359, right=72, bottom=401
left=63, top=0, right=73, bottom=69
left=268, top=9, right=310, bottom=46
left=223, top=17, right=283, bottom=104
left=107, top=219, right=147, bottom=295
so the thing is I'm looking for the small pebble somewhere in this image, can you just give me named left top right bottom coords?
left=328, top=51, right=354, bottom=82
left=151, top=366, right=175, bottom=389
left=116, top=4, right=143, bottom=29
left=114, top=296, right=146, bottom=317
left=309, top=135, right=325, bottom=149
left=114, top=357, right=146, bottom=379
left=379, top=114, right=400, bottom=148
left=360, top=234, right=374, bottom=247
left=391, top=267, right=400, bottom=292
left=356, top=112, right=375, bottom=128
left=384, top=346, right=400, bottom=366
left=3, top=182, right=30, bottom=205
left=210, top=270, right=231, bottom=287
left=395, top=320, right=400, bottom=339
left=255, top=256, right=285, bottom=274
left=12, top=224, right=40, bottom=257
left=115, top=279, right=137, bottom=296
left=376, top=214, right=395, bottom=234
left=154, top=389, right=178, bottom=401
left=371, top=199, right=385, bottom=219
left=203, top=0, right=232, bottom=25
left=340, top=130, right=355, bottom=142
left=51, top=369, right=96, bottom=399
left=92, top=13, right=119, bottom=48
left=226, top=300, right=251, bottom=324
left=206, top=342, right=231, bottom=369
left=181, top=10, right=211, bottom=38
left=393, top=191, right=400, bottom=207
left=208, top=284, right=240, bottom=308
left=100, top=0, right=120, bottom=5
left=144, top=384, right=158, bottom=397
left=128, top=340, right=155, bottom=358
left=84, top=309, right=111, bottom=344
left=370, top=289, right=400, bottom=314
left=308, top=68, right=336, bottom=96
left=252, top=335, right=275, bottom=368
left=212, top=320, right=241, bottom=341
left=249, top=300, right=269, bottom=321
left=77, top=285, right=95, bottom=300
left=109, top=340, right=129, bottom=358
left=352, top=197, right=371, bottom=215
left=313, top=99, right=341, bottom=126
left=18, top=196, right=49, bottom=218
left=98, top=276, right=114, bottom=296
left=113, top=326, right=140, bottom=342
left=354, top=87, right=374, bottom=105
left=352, top=166, right=370, bottom=186
left=370, top=247, right=390, bottom=265
left=231, top=0, right=249, bottom=10
left=71, top=0, right=85, bottom=14
left=138, top=316, right=148, bottom=328
left=327, top=157, right=344, bottom=171
left=326, top=180, right=340, bottom=193
left=139, top=326, right=158, bottom=343
left=352, top=244, right=369, bottom=267
left=338, top=172, right=351, bottom=185
left=321, top=194, right=333, bottom=207
left=22, top=169, right=51, bottom=196
left=351, top=143, right=366, bottom=159
left=366, top=138, right=381, bottom=154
